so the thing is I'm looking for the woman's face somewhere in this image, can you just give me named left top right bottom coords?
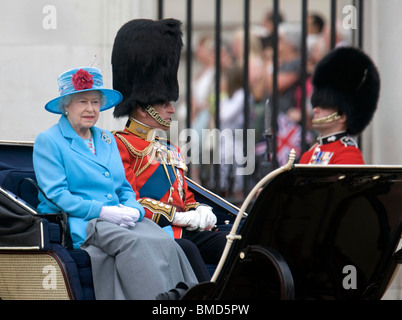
left=65, top=91, right=101, bottom=138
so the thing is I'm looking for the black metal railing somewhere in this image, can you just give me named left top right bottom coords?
left=157, top=0, right=364, bottom=203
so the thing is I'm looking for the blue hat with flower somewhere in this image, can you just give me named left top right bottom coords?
left=45, top=67, right=123, bottom=114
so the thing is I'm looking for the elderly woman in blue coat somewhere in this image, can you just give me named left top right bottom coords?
left=33, top=67, right=197, bottom=299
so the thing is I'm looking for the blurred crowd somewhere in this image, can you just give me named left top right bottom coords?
left=182, top=11, right=352, bottom=202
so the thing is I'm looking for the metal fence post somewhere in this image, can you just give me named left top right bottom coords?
left=271, top=0, right=280, bottom=169
left=300, top=0, right=308, bottom=154
left=214, top=0, right=222, bottom=194
left=157, top=0, right=163, bottom=19
left=186, top=0, right=193, bottom=176
left=330, top=0, right=337, bottom=49
left=243, top=0, right=250, bottom=196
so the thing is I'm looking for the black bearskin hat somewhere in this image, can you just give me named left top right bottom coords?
left=311, top=47, right=380, bottom=135
left=111, top=19, right=183, bottom=118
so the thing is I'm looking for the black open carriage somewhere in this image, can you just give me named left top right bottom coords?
left=0, top=141, right=401, bottom=300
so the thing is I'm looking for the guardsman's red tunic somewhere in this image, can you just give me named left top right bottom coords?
left=113, top=118, right=199, bottom=239
left=299, top=132, right=364, bottom=165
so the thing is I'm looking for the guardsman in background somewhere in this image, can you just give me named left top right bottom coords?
left=111, top=19, right=228, bottom=282
left=299, top=47, right=380, bottom=165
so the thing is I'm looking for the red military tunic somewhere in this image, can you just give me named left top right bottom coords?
left=113, top=118, right=199, bottom=238
left=299, top=132, right=364, bottom=165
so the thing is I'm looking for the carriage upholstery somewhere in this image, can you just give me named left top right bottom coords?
left=0, top=144, right=101, bottom=299
left=0, top=185, right=95, bottom=300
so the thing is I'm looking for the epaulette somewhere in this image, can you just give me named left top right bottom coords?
left=340, top=136, right=358, bottom=147
left=318, top=132, right=358, bottom=148
left=112, top=130, right=129, bottom=135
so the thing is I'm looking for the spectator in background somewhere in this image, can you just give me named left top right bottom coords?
left=265, top=23, right=302, bottom=114
left=191, top=34, right=216, bottom=129
left=229, top=27, right=263, bottom=142
left=227, top=29, right=265, bottom=193
left=191, top=35, right=234, bottom=132
left=189, top=34, right=216, bottom=184
left=310, top=20, right=352, bottom=68
left=258, top=10, right=285, bottom=74
left=231, top=28, right=264, bottom=101
left=308, top=13, right=325, bottom=35
left=262, top=23, right=305, bottom=165
left=189, top=35, right=234, bottom=185
left=219, top=65, right=246, bottom=201
left=260, top=10, right=285, bottom=43
left=307, top=13, right=326, bottom=74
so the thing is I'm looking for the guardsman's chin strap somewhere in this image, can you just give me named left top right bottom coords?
left=145, top=105, right=171, bottom=128
left=312, top=111, right=341, bottom=124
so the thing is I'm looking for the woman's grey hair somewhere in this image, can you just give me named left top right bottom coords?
left=279, top=23, right=302, bottom=53
left=58, top=90, right=106, bottom=114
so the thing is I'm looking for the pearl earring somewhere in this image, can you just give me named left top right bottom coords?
left=64, top=111, right=69, bottom=116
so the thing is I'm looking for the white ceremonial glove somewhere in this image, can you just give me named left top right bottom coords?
left=99, top=205, right=138, bottom=228
left=118, top=204, right=141, bottom=227
left=172, top=210, right=200, bottom=231
left=196, top=205, right=217, bottom=231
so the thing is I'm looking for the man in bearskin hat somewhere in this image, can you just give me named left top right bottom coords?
left=111, top=18, right=228, bottom=282
left=299, top=47, right=380, bottom=164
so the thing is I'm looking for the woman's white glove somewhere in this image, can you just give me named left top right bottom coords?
left=172, top=210, right=200, bottom=231
left=118, top=204, right=141, bottom=226
left=99, top=204, right=140, bottom=228
left=196, top=205, right=217, bottom=231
